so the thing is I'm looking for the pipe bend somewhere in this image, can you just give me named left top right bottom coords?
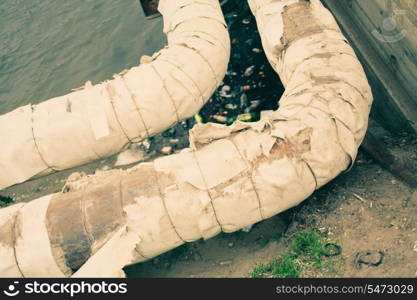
left=0, top=0, right=372, bottom=278
left=0, top=0, right=230, bottom=190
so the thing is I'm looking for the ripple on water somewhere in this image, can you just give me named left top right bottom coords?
left=0, top=0, right=166, bottom=114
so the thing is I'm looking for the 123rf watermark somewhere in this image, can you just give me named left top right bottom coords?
left=372, top=9, right=408, bottom=43
left=2, top=280, right=127, bottom=298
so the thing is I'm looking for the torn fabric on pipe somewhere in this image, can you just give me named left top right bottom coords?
left=0, top=0, right=372, bottom=277
left=0, top=0, right=230, bottom=190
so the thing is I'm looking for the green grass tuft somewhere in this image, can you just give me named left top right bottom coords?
left=250, top=228, right=342, bottom=278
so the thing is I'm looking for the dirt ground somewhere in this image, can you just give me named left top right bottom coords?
left=1, top=3, right=416, bottom=278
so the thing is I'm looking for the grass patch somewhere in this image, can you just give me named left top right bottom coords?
left=252, top=253, right=301, bottom=278
left=250, top=229, right=342, bottom=278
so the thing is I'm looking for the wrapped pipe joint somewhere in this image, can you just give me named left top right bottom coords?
left=0, top=0, right=230, bottom=190
left=0, top=0, right=372, bottom=277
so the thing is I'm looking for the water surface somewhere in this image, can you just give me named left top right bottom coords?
left=0, top=0, right=165, bottom=114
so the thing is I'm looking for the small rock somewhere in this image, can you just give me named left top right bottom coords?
left=252, top=48, right=262, bottom=53
left=115, top=148, right=146, bottom=166
left=219, top=260, right=233, bottom=266
left=228, top=242, right=234, bottom=248
left=62, top=172, right=87, bottom=193
left=241, top=224, right=254, bottom=233
left=140, top=55, right=154, bottom=64
left=66, top=172, right=86, bottom=182
left=101, top=165, right=110, bottom=171
left=161, top=146, right=173, bottom=155
left=141, top=139, right=151, bottom=151
left=242, top=18, right=250, bottom=24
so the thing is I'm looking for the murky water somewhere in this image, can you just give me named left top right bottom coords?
left=0, top=0, right=166, bottom=114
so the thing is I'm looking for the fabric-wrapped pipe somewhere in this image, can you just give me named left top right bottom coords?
left=0, top=0, right=230, bottom=190
left=0, top=0, right=372, bottom=277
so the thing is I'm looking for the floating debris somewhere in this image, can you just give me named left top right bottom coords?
left=244, top=65, right=255, bottom=77
left=198, top=7, right=283, bottom=126
left=211, top=115, right=228, bottom=123
left=161, top=146, right=173, bottom=155
left=194, top=114, right=203, bottom=124
left=225, top=103, right=238, bottom=110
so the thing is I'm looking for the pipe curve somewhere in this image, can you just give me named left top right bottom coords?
left=0, top=0, right=230, bottom=190
left=0, top=0, right=372, bottom=277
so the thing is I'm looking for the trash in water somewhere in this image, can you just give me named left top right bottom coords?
left=196, top=2, right=284, bottom=128
left=161, top=146, right=173, bottom=155
left=194, top=114, right=203, bottom=124
left=240, top=93, right=248, bottom=108
left=211, top=115, right=228, bottom=123
left=225, top=103, right=238, bottom=110
left=244, top=65, right=255, bottom=77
